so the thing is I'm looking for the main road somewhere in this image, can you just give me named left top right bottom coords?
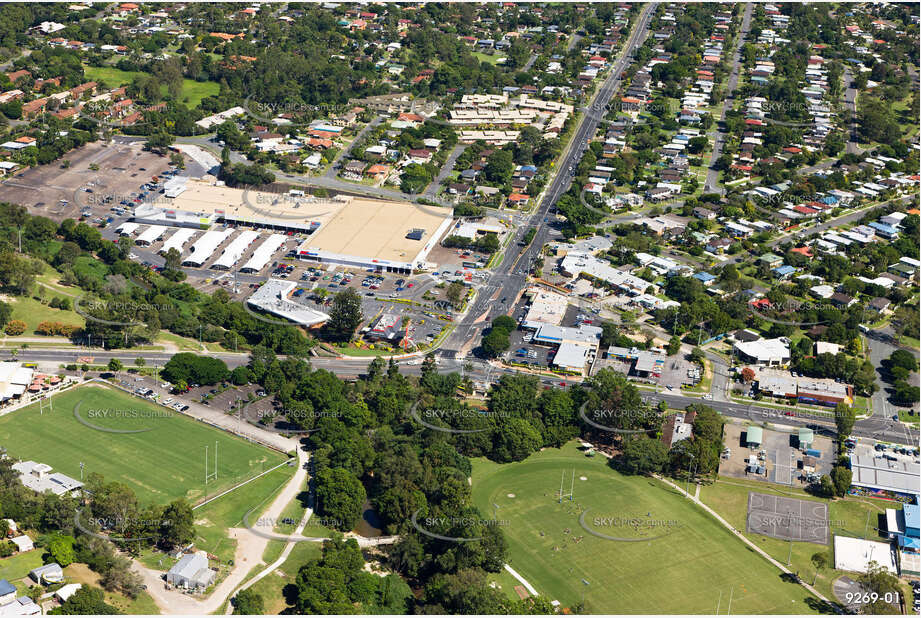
left=704, top=2, right=753, bottom=194
left=439, top=2, right=657, bottom=358
left=10, top=346, right=916, bottom=445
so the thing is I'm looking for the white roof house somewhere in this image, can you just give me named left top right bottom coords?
left=0, top=596, right=40, bottom=617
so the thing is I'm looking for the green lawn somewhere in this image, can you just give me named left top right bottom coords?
left=192, top=462, right=296, bottom=563
left=472, top=51, right=501, bottom=65
left=0, top=549, right=43, bottom=583
left=7, top=296, right=84, bottom=336
left=0, top=383, right=287, bottom=505
left=700, top=477, right=892, bottom=602
left=471, top=442, right=820, bottom=614
left=83, top=66, right=220, bottom=109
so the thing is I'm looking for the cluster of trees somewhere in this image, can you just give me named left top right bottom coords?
left=230, top=344, right=722, bottom=612
left=442, top=232, right=500, bottom=255
left=480, top=315, right=516, bottom=358
left=324, top=288, right=363, bottom=342
left=0, top=202, right=315, bottom=355
left=0, top=457, right=190, bottom=609
left=162, top=352, right=231, bottom=388
left=882, top=349, right=920, bottom=407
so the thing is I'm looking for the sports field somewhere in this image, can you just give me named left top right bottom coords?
left=0, top=383, right=287, bottom=505
left=471, top=443, right=820, bottom=614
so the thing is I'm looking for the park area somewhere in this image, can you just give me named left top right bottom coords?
left=0, top=383, right=288, bottom=505
left=83, top=66, right=220, bottom=109
left=471, top=442, right=821, bottom=614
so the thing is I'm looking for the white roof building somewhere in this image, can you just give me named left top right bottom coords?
left=12, top=461, right=83, bottom=496
left=833, top=536, right=898, bottom=574
left=733, top=337, right=791, bottom=367
left=247, top=279, right=329, bottom=327
left=181, top=229, right=234, bottom=267
left=135, top=225, right=169, bottom=246
left=0, top=362, right=33, bottom=401
left=240, top=234, right=287, bottom=273
left=211, top=230, right=260, bottom=270
left=159, top=228, right=198, bottom=255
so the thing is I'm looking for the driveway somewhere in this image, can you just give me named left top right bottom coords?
left=132, top=446, right=309, bottom=615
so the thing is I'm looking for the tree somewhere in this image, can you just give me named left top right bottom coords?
left=741, top=367, right=755, bottom=383
left=834, top=403, right=856, bottom=440
left=667, top=335, right=681, bottom=356
left=810, top=551, right=828, bottom=585
left=3, top=320, right=25, bottom=336
left=50, top=586, right=118, bottom=615
left=232, top=589, right=264, bottom=615
left=162, top=248, right=182, bottom=272
left=620, top=435, right=668, bottom=475
left=47, top=534, right=76, bottom=567
left=316, top=467, right=366, bottom=531
left=159, top=499, right=195, bottom=549
left=818, top=474, right=835, bottom=498
left=326, top=288, right=362, bottom=342
left=831, top=465, right=852, bottom=498
left=135, top=357, right=145, bottom=369
left=481, top=328, right=510, bottom=358
left=856, top=561, right=901, bottom=615
left=446, top=282, right=465, bottom=308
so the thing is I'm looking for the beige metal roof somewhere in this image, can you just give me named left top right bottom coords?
left=300, top=197, right=452, bottom=264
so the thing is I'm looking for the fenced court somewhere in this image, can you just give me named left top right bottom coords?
left=746, top=491, right=829, bottom=544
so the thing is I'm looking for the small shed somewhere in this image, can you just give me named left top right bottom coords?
left=797, top=427, right=814, bottom=450
left=10, top=535, right=33, bottom=552
left=745, top=425, right=763, bottom=448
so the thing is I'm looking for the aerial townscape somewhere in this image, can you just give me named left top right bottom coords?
left=0, top=1, right=916, bottom=617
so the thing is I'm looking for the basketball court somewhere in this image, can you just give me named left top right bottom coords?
left=746, top=492, right=829, bottom=544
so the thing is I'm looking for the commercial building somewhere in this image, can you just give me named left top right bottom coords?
left=295, top=198, right=453, bottom=274
left=11, top=461, right=83, bottom=496
left=135, top=179, right=338, bottom=233
left=247, top=279, right=328, bottom=328
left=0, top=362, right=34, bottom=402
left=733, top=337, right=791, bottom=367
left=559, top=252, right=652, bottom=296
left=606, top=346, right=665, bottom=378
left=849, top=449, right=920, bottom=502
left=521, top=288, right=568, bottom=328
left=135, top=181, right=454, bottom=273
left=523, top=323, right=602, bottom=375
left=363, top=313, right=404, bottom=344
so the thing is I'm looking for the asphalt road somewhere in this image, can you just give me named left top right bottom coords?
left=704, top=2, right=754, bottom=194
left=12, top=346, right=916, bottom=445
left=439, top=2, right=657, bottom=358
